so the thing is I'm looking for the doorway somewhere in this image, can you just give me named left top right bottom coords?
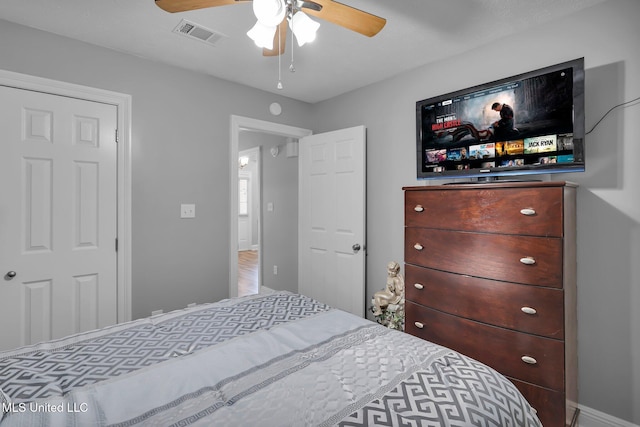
left=238, top=147, right=260, bottom=296
left=229, top=116, right=312, bottom=298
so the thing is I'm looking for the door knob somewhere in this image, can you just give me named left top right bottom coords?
left=6, top=271, right=17, bottom=279
left=352, top=243, right=361, bottom=253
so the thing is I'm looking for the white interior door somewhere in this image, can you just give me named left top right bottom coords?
left=237, top=171, right=252, bottom=251
left=0, top=86, right=118, bottom=352
left=298, top=125, right=366, bottom=317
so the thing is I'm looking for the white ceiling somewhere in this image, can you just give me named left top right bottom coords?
left=0, top=0, right=606, bottom=103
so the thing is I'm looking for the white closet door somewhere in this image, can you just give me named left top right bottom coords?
left=0, top=86, right=118, bottom=351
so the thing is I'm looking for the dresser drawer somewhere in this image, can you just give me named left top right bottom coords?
left=405, top=264, right=564, bottom=339
left=406, top=302, right=565, bottom=391
left=510, top=378, right=568, bottom=427
left=405, top=228, right=563, bottom=288
left=405, top=186, right=563, bottom=237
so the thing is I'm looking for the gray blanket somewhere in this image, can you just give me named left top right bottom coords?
left=0, top=291, right=541, bottom=426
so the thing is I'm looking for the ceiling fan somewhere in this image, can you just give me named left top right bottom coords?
left=155, top=0, right=386, bottom=56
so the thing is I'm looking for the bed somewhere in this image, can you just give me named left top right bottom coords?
left=0, top=290, right=541, bottom=426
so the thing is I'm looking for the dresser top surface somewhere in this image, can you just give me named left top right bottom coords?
left=403, top=181, right=577, bottom=191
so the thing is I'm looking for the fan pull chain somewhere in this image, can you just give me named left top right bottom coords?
left=289, top=10, right=296, bottom=73
left=277, top=24, right=283, bottom=90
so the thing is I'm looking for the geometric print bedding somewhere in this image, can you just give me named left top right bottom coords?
left=0, top=291, right=541, bottom=427
left=337, top=352, right=540, bottom=427
left=0, top=292, right=330, bottom=401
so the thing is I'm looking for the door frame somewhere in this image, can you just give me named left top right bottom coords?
left=0, top=69, right=132, bottom=323
left=229, top=115, right=311, bottom=298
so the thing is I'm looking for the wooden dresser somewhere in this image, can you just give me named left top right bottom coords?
left=403, top=181, right=578, bottom=427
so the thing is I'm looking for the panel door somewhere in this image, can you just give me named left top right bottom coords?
left=0, top=86, right=118, bottom=351
left=238, top=171, right=252, bottom=251
left=298, top=126, right=366, bottom=316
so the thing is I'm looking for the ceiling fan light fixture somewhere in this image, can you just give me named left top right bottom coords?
left=289, top=11, right=320, bottom=47
left=247, top=21, right=277, bottom=49
left=253, top=0, right=286, bottom=26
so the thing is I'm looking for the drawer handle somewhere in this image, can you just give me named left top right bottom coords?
left=519, top=256, right=536, bottom=265
left=521, top=355, right=538, bottom=365
left=520, top=208, right=536, bottom=216
left=414, top=322, right=424, bottom=329
left=414, top=205, right=425, bottom=212
left=414, top=283, right=424, bottom=290
left=521, top=306, right=537, bottom=315
left=414, top=243, right=424, bottom=251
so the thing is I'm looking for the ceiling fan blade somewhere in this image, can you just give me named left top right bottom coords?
left=303, top=0, right=386, bottom=37
left=155, top=0, right=249, bottom=13
left=263, top=19, right=288, bottom=56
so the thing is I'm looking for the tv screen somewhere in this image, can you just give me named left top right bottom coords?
left=416, top=58, right=585, bottom=180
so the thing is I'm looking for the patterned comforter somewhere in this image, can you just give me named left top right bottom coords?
left=0, top=291, right=541, bottom=426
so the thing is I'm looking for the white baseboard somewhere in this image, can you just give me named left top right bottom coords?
left=579, top=405, right=639, bottom=427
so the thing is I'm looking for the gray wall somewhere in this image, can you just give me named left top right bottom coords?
left=310, top=0, right=640, bottom=423
left=0, top=18, right=315, bottom=319
left=1, top=0, right=639, bottom=422
left=239, top=132, right=298, bottom=292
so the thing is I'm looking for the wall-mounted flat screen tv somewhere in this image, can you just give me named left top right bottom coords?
left=416, top=58, right=585, bottom=180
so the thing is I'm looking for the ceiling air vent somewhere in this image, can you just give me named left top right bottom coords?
left=173, top=19, right=227, bottom=46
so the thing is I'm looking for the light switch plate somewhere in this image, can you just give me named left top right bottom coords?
left=180, top=203, right=196, bottom=218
